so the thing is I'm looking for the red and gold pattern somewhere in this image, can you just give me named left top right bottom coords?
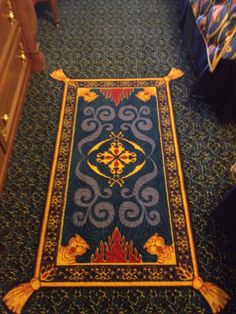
left=87, top=132, right=146, bottom=187
left=100, top=88, right=134, bottom=106
left=91, top=227, right=142, bottom=263
left=96, top=137, right=137, bottom=176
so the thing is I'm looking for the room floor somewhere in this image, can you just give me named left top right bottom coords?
left=0, top=0, right=236, bottom=313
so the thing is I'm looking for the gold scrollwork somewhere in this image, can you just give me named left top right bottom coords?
left=67, top=269, right=88, bottom=281
left=44, top=239, right=57, bottom=254
left=144, top=267, right=164, bottom=280
left=176, top=264, right=193, bottom=281
left=118, top=267, right=138, bottom=280
left=94, top=267, right=114, bottom=280
left=40, top=265, right=57, bottom=282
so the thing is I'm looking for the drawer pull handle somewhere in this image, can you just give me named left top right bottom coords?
left=19, top=43, right=27, bottom=62
left=0, top=114, right=9, bottom=141
left=0, top=114, right=9, bottom=124
left=20, top=51, right=27, bottom=62
left=7, top=9, right=16, bottom=25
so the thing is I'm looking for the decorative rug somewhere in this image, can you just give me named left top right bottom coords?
left=3, top=69, right=230, bottom=314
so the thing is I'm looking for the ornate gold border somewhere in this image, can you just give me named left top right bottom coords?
left=35, top=80, right=69, bottom=278
left=164, top=76, right=199, bottom=276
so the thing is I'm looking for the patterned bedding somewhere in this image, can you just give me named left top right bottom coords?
left=189, top=0, right=236, bottom=71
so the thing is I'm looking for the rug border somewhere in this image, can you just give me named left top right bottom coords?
left=35, top=80, right=69, bottom=278
left=165, top=78, right=198, bottom=276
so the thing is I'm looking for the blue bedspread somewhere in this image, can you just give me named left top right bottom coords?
left=189, top=0, right=236, bottom=71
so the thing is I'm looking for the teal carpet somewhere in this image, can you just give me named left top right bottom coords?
left=0, top=0, right=236, bottom=313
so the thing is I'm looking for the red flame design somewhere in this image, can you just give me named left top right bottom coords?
left=90, top=227, right=142, bottom=263
left=100, top=88, right=133, bottom=106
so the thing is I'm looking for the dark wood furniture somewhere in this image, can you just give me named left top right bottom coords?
left=0, top=0, right=45, bottom=193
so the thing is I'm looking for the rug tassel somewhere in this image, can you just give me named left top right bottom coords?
left=192, top=277, right=230, bottom=313
left=3, top=278, right=41, bottom=314
left=166, top=68, right=184, bottom=81
left=50, top=69, right=70, bottom=83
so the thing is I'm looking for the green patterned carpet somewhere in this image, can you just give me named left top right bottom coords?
left=0, top=0, right=236, bottom=313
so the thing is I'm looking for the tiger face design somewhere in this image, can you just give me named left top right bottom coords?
left=58, top=234, right=89, bottom=265
left=143, top=233, right=176, bottom=265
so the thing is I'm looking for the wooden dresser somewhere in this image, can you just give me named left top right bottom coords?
left=0, top=0, right=45, bottom=193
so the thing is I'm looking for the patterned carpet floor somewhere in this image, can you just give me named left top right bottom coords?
left=0, top=0, right=236, bottom=313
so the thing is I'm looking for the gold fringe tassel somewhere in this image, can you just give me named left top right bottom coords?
left=166, top=68, right=184, bottom=81
left=3, top=278, right=41, bottom=314
left=193, top=277, right=230, bottom=313
left=50, top=69, right=70, bottom=83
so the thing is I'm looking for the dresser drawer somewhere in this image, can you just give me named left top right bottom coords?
left=0, top=140, right=5, bottom=185
left=0, top=0, right=18, bottom=68
left=0, top=136, right=8, bottom=192
left=0, top=27, right=29, bottom=145
left=0, top=141, right=4, bottom=160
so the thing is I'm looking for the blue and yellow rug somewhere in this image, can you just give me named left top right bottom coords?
left=3, top=69, right=230, bottom=314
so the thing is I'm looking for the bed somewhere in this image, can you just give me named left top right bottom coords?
left=180, top=0, right=236, bottom=121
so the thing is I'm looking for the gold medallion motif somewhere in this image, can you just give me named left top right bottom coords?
left=87, top=132, right=146, bottom=187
